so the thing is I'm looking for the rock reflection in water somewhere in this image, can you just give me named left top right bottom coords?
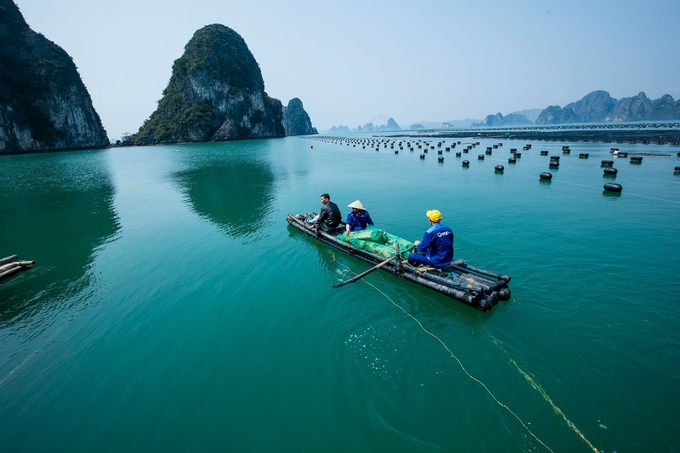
left=0, top=150, right=120, bottom=325
left=174, top=159, right=275, bottom=238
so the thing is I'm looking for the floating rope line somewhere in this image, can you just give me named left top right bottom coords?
left=331, top=254, right=555, bottom=453
left=487, top=333, right=599, bottom=453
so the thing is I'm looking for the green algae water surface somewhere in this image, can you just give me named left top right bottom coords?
left=1, top=136, right=680, bottom=452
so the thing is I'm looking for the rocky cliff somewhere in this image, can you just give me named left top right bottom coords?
left=129, top=24, right=284, bottom=145
left=0, top=0, right=108, bottom=153
left=471, top=112, right=532, bottom=127
left=282, top=98, right=317, bottom=136
left=536, top=90, right=680, bottom=124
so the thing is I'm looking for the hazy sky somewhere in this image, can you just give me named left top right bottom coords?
left=14, top=0, right=680, bottom=139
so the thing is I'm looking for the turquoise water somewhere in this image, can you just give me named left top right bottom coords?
left=1, top=137, right=679, bottom=452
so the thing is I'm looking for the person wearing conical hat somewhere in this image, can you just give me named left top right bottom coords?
left=403, top=209, right=454, bottom=268
left=345, top=199, right=374, bottom=236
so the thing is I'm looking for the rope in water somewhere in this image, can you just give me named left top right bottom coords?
left=487, top=332, right=599, bottom=453
left=331, top=254, right=556, bottom=453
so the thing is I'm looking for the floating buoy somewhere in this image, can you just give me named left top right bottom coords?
left=540, top=150, right=549, bottom=156
left=462, top=160, right=470, bottom=166
left=604, top=183, right=622, bottom=192
left=540, top=172, right=553, bottom=180
left=601, top=160, right=614, bottom=167
left=549, top=161, right=560, bottom=168
left=563, top=149, right=571, bottom=154
left=394, top=150, right=399, bottom=154
left=603, top=167, right=618, bottom=175
left=438, top=156, right=444, bottom=162
left=311, top=146, right=313, bottom=149
left=579, top=153, right=589, bottom=158
left=495, top=165, right=504, bottom=172
left=675, top=166, right=680, bottom=174
left=478, top=154, right=484, bottom=160
left=486, top=150, right=492, bottom=155
left=424, top=149, right=428, bottom=153
left=508, top=157, right=516, bottom=163
left=630, top=156, right=643, bottom=163
left=420, top=154, right=425, bottom=159
left=455, top=152, right=461, bottom=157
left=514, top=153, right=521, bottom=158
left=551, top=155, right=560, bottom=161
left=438, top=150, right=443, bottom=155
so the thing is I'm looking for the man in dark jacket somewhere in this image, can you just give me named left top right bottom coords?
left=316, top=193, right=342, bottom=232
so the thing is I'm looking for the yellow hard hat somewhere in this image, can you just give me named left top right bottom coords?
left=426, top=209, right=442, bottom=222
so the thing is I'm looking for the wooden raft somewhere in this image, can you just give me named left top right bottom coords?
left=0, top=255, right=35, bottom=282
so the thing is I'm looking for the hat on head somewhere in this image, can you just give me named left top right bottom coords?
left=348, top=200, right=366, bottom=210
left=426, top=209, right=442, bottom=222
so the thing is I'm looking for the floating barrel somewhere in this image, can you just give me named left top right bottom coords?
left=478, top=154, right=485, bottom=160
left=630, top=156, right=643, bottom=163
left=579, top=153, right=589, bottom=158
left=486, top=149, right=492, bottom=155
left=510, top=148, right=517, bottom=153
left=455, top=152, right=461, bottom=157
left=551, top=155, right=560, bottom=161
left=508, top=157, right=516, bottom=163
left=601, top=160, right=614, bottom=167
left=495, top=165, right=504, bottom=172
left=493, top=144, right=498, bottom=149
left=394, top=150, right=399, bottom=154
left=677, top=152, right=680, bottom=157
left=563, top=149, right=571, bottom=154
left=498, top=286, right=511, bottom=301
left=486, top=147, right=493, bottom=151
left=424, top=149, right=428, bottom=153
left=514, top=153, right=521, bottom=158
left=603, top=167, right=618, bottom=175
left=617, top=152, right=628, bottom=157
left=540, top=172, right=553, bottom=180
left=674, top=166, right=680, bottom=173
left=445, top=147, right=450, bottom=151
left=420, top=154, right=425, bottom=159
left=463, top=149, right=468, bottom=153
left=549, top=161, right=560, bottom=168
left=438, top=150, right=443, bottom=155
left=462, top=160, right=470, bottom=166
left=438, top=156, right=444, bottom=162
left=540, top=150, right=549, bottom=155
left=604, top=183, right=623, bottom=192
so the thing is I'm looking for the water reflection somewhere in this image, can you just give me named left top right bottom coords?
left=0, top=150, right=120, bottom=325
left=173, top=158, right=275, bottom=238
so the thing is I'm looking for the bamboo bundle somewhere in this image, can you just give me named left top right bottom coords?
left=0, top=256, right=36, bottom=282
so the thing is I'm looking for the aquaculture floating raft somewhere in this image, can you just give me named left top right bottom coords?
left=286, top=214, right=511, bottom=312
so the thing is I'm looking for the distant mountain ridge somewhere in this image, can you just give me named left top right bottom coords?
left=537, top=90, right=680, bottom=124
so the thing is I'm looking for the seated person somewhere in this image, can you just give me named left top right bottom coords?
left=345, top=200, right=374, bottom=236
left=405, top=209, right=454, bottom=268
left=314, top=193, right=342, bottom=232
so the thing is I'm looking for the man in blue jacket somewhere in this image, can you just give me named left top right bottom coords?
left=405, top=209, right=454, bottom=268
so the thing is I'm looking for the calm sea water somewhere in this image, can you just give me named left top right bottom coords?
left=1, top=136, right=679, bottom=452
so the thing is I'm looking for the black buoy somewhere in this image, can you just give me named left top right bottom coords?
left=420, top=154, right=425, bottom=159
left=603, top=167, right=618, bottom=175
left=540, top=172, right=553, bottom=180
left=478, top=154, right=484, bottom=160
left=630, top=156, right=643, bottom=163
left=514, top=153, right=521, bottom=158
left=549, top=161, right=560, bottom=168
left=540, top=150, right=548, bottom=155
left=563, top=149, right=571, bottom=154
left=455, top=152, right=461, bottom=157
left=604, top=183, right=623, bottom=192
left=424, top=149, right=428, bottom=153
left=508, top=157, right=516, bottom=163
left=551, top=155, right=560, bottom=161
left=438, top=156, right=444, bottom=162
left=486, top=149, right=492, bottom=155
left=601, top=160, right=614, bottom=167
left=579, top=153, right=589, bottom=158
left=675, top=166, right=680, bottom=174
left=498, top=286, right=511, bottom=301
left=462, top=160, right=470, bottom=166
left=438, top=150, right=443, bottom=155
left=495, top=165, right=504, bottom=172
left=394, top=150, right=399, bottom=154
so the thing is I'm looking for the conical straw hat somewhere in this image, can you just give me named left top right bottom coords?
left=348, top=200, right=366, bottom=210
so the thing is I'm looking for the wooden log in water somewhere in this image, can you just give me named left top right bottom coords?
left=0, top=266, right=22, bottom=281
left=0, top=262, right=19, bottom=273
left=0, top=255, right=18, bottom=266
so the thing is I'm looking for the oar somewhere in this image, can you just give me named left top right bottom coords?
left=332, top=255, right=395, bottom=288
left=333, top=245, right=416, bottom=289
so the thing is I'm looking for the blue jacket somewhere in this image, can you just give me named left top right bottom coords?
left=346, top=210, right=374, bottom=232
left=417, top=222, right=454, bottom=267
